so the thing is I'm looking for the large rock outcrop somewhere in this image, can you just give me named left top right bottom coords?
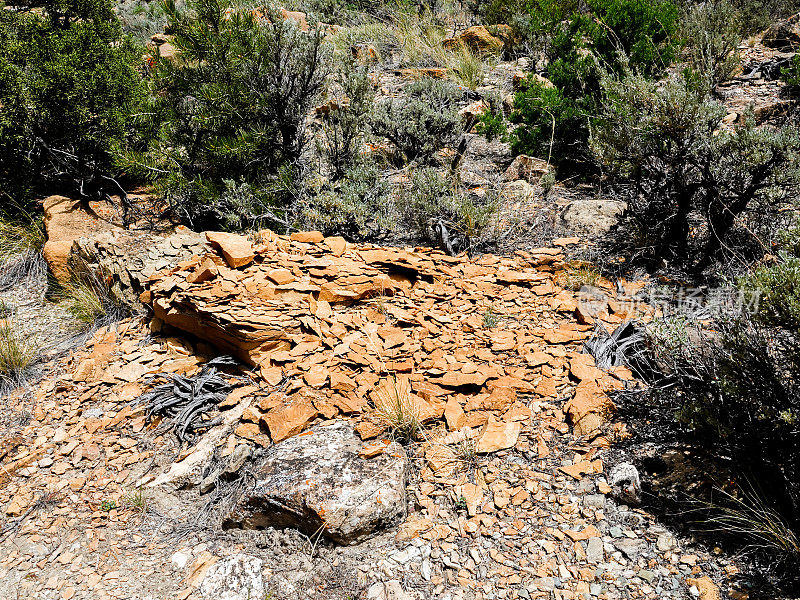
left=71, top=227, right=206, bottom=306
left=224, top=421, right=407, bottom=544
left=41, top=194, right=207, bottom=305
left=42, top=196, right=118, bottom=285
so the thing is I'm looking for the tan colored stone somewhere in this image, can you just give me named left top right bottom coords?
left=477, top=417, right=521, bottom=453
left=443, top=25, right=504, bottom=54
left=206, top=231, right=255, bottom=268
left=42, top=196, right=117, bottom=284
left=262, top=398, right=318, bottom=442
left=290, top=230, right=324, bottom=243
left=687, top=576, right=721, bottom=600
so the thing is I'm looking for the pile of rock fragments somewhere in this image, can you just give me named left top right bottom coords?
left=0, top=219, right=737, bottom=600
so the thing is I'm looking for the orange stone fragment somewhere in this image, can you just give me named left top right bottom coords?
left=206, top=231, right=255, bottom=268
left=262, top=398, right=318, bottom=442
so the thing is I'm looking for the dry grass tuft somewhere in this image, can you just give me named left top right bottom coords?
left=0, top=309, right=41, bottom=394
left=372, top=375, right=422, bottom=442
left=0, top=211, right=47, bottom=290
left=708, top=486, right=800, bottom=556
left=555, top=262, right=603, bottom=291
left=60, top=268, right=130, bottom=330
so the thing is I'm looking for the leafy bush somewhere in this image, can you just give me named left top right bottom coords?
left=508, top=0, right=679, bottom=167
left=119, top=0, right=331, bottom=229
left=590, top=70, right=800, bottom=270
left=317, top=56, right=375, bottom=180
left=681, top=0, right=742, bottom=89
left=782, top=52, right=800, bottom=93
left=398, top=168, right=499, bottom=250
left=300, top=162, right=396, bottom=239
left=510, top=81, right=585, bottom=163
left=475, top=98, right=508, bottom=142
left=743, top=257, right=800, bottom=331
left=0, top=0, right=145, bottom=210
left=369, top=79, right=464, bottom=166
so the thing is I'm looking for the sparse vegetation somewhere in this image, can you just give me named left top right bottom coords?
left=681, top=0, right=743, bottom=90
left=61, top=269, right=130, bottom=330
left=122, top=487, right=148, bottom=514
left=0, top=209, right=46, bottom=290
left=555, top=262, right=602, bottom=291
left=398, top=168, right=500, bottom=251
left=370, top=79, right=464, bottom=167
left=0, top=310, right=40, bottom=393
left=372, top=376, right=422, bottom=443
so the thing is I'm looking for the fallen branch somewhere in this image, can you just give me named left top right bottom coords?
left=134, top=356, right=245, bottom=443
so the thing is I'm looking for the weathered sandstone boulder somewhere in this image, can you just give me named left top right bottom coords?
left=224, top=421, right=407, bottom=544
left=42, top=196, right=117, bottom=284
left=560, top=199, right=626, bottom=237
left=443, top=25, right=506, bottom=54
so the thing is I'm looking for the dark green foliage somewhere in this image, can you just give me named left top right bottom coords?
left=369, top=79, right=464, bottom=166
left=475, top=102, right=508, bottom=142
left=119, top=0, right=331, bottom=229
left=510, top=81, right=585, bottom=163
left=782, top=52, right=800, bottom=92
left=0, top=0, right=144, bottom=210
left=591, top=70, right=800, bottom=270
left=508, top=0, right=679, bottom=166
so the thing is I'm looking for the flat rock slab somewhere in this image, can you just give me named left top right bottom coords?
left=225, top=421, right=407, bottom=544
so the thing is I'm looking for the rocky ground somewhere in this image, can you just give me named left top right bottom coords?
left=0, top=212, right=738, bottom=600
left=5, top=16, right=797, bottom=600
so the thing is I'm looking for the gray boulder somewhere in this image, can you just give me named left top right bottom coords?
left=609, top=462, right=642, bottom=506
left=560, top=199, right=625, bottom=237
left=224, top=421, right=407, bottom=544
left=200, top=554, right=264, bottom=600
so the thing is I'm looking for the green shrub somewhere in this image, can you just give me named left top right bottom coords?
left=782, top=53, right=800, bottom=93
left=510, top=81, right=585, bottom=163
left=475, top=99, right=508, bottom=142
left=508, top=0, right=679, bottom=167
left=591, top=70, right=800, bottom=270
left=681, top=0, right=742, bottom=89
left=119, top=0, right=331, bottom=230
left=0, top=0, right=145, bottom=210
left=742, top=257, right=800, bottom=331
left=398, top=168, right=499, bottom=250
left=369, top=79, right=464, bottom=166
left=317, top=56, right=375, bottom=181
left=301, top=162, right=396, bottom=239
